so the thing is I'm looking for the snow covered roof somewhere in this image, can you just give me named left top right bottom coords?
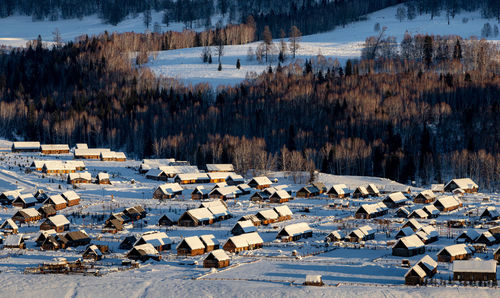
left=234, top=220, right=257, bottom=233
left=410, top=209, right=428, bottom=218
left=199, top=200, right=227, bottom=209
left=358, top=225, right=375, bottom=236
left=366, top=184, right=380, bottom=194
left=175, top=173, right=209, bottom=180
left=41, top=144, right=69, bottom=151
left=405, top=265, right=426, bottom=278
left=207, top=172, right=231, bottom=180
left=47, top=194, right=66, bottom=205
left=100, top=151, right=126, bottom=159
left=416, top=255, right=437, bottom=272
left=271, top=190, right=292, bottom=199
left=273, top=205, right=293, bottom=217
left=199, top=234, right=219, bottom=247
left=355, top=186, right=369, bottom=195
left=207, top=249, right=230, bottom=261
left=179, top=236, right=205, bottom=250
left=418, top=225, right=438, bottom=239
left=68, top=172, right=92, bottom=181
left=4, top=234, right=23, bottom=246
left=431, top=184, right=444, bottom=192
left=384, top=192, right=408, bottom=204
left=139, top=231, right=172, bottom=246
left=208, top=205, right=230, bottom=217
left=241, top=232, right=263, bottom=245
left=15, top=194, right=37, bottom=204
left=187, top=207, right=215, bottom=221
left=47, top=215, right=70, bottom=226
left=423, top=204, right=440, bottom=215
left=397, top=227, right=415, bottom=237
left=328, top=230, right=345, bottom=239
left=146, top=169, right=165, bottom=177
left=404, top=219, right=423, bottom=231
left=280, top=222, right=312, bottom=237
left=305, top=275, right=323, bottom=283
left=228, top=174, right=244, bottom=181
left=329, top=184, right=349, bottom=195
left=417, top=190, right=436, bottom=200
left=18, top=208, right=40, bottom=218
left=74, top=148, right=110, bottom=156
left=445, top=178, right=478, bottom=190
left=132, top=243, right=159, bottom=256
left=65, top=160, right=85, bottom=168
left=0, top=219, right=18, bottom=230
left=76, top=143, right=88, bottom=149
left=250, top=176, right=272, bottom=186
left=453, top=260, right=496, bottom=273
left=257, top=209, right=279, bottom=220
left=209, top=186, right=239, bottom=197
left=158, top=165, right=199, bottom=175
left=86, top=245, right=103, bottom=256
left=206, top=164, right=234, bottom=172
left=12, top=142, right=40, bottom=150
left=31, top=160, right=45, bottom=168
left=478, top=231, right=496, bottom=242
left=438, top=244, right=472, bottom=257
left=358, top=202, right=388, bottom=214
left=62, top=190, right=80, bottom=201
left=158, top=183, right=183, bottom=194
left=457, top=229, right=481, bottom=241
left=97, top=172, right=110, bottom=180
left=394, top=234, right=425, bottom=249
left=237, top=183, right=252, bottom=191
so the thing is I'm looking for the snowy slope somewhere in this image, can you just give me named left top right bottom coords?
left=145, top=5, right=500, bottom=86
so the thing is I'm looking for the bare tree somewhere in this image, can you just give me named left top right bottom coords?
left=213, top=21, right=225, bottom=63
left=52, top=28, right=62, bottom=47
left=289, top=26, right=301, bottom=58
left=261, top=25, right=275, bottom=63
left=395, top=7, right=406, bottom=22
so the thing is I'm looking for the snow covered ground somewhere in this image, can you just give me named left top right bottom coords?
left=0, top=137, right=499, bottom=296
left=145, top=5, right=500, bottom=86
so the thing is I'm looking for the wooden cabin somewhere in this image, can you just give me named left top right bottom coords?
left=453, top=260, right=496, bottom=282
left=456, top=230, right=481, bottom=244
left=226, top=174, right=244, bottom=185
left=325, top=230, right=345, bottom=242
left=67, top=172, right=92, bottom=184
left=11, top=141, right=40, bottom=152
left=327, top=184, right=350, bottom=198
left=444, top=178, right=478, bottom=193
left=354, top=202, right=388, bottom=219
left=416, top=225, right=439, bottom=244
left=206, top=164, right=234, bottom=172
left=203, top=249, right=230, bottom=268
left=59, top=230, right=91, bottom=248
left=0, top=219, right=19, bottom=234
left=44, top=195, right=67, bottom=211
left=153, top=183, right=183, bottom=199
left=433, top=196, right=461, bottom=212
left=437, top=244, right=473, bottom=262
left=396, top=207, right=411, bottom=218
left=402, top=219, right=423, bottom=232
left=273, top=205, right=293, bottom=221
left=123, top=206, right=147, bottom=222
left=304, top=275, right=324, bottom=287
left=414, top=190, right=437, bottom=204
left=236, top=184, right=252, bottom=195
left=41, top=235, right=60, bottom=250
left=415, top=255, right=438, bottom=277
left=255, top=209, right=279, bottom=225
left=296, top=185, right=320, bottom=198
left=127, top=243, right=161, bottom=262
left=231, top=220, right=257, bottom=236
left=405, top=265, right=427, bottom=285
left=178, top=207, right=215, bottom=226
left=102, top=219, right=123, bottom=234
left=74, top=148, right=110, bottom=159
left=475, top=231, right=497, bottom=246
left=208, top=186, right=239, bottom=200
left=38, top=205, right=57, bottom=219
left=158, top=215, right=175, bottom=226
left=0, top=190, right=20, bottom=206
left=423, top=205, right=440, bottom=218
left=3, top=234, right=25, bottom=249
left=207, top=172, right=229, bottom=183
left=269, top=190, right=292, bottom=203
left=40, top=215, right=70, bottom=233
left=176, top=236, right=206, bottom=256
left=276, top=222, right=312, bottom=242
left=35, top=230, right=56, bottom=246
left=83, top=245, right=104, bottom=261
left=191, top=186, right=208, bottom=200
left=238, top=214, right=261, bottom=226
left=119, top=235, right=138, bottom=250
left=383, top=192, right=408, bottom=208
left=223, top=232, right=263, bottom=253
left=392, top=235, right=426, bottom=257
left=347, top=225, right=375, bottom=242
left=200, top=234, right=219, bottom=252
left=352, top=186, right=369, bottom=198
left=96, top=172, right=111, bottom=184
left=480, top=207, right=499, bottom=220
left=366, top=184, right=380, bottom=197
left=248, top=176, right=272, bottom=190
left=174, top=173, right=210, bottom=184
left=135, top=231, right=172, bottom=252
left=40, top=144, right=70, bottom=154
left=12, top=194, right=37, bottom=208
left=395, top=227, right=414, bottom=239
left=34, top=189, right=50, bottom=203
left=311, top=182, right=327, bottom=194
left=408, top=209, right=428, bottom=219
left=250, top=191, right=269, bottom=202
left=145, top=169, right=168, bottom=181
left=12, top=208, right=42, bottom=223
left=61, top=190, right=80, bottom=207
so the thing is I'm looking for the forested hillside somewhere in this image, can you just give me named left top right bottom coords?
left=0, top=27, right=499, bottom=189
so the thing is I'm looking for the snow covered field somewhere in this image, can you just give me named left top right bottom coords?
left=145, top=5, right=500, bottom=86
left=0, top=137, right=499, bottom=297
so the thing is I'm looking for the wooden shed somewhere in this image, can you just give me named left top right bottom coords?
left=40, top=144, right=70, bottom=154
left=12, top=194, right=37, bottom=208
left=43, top=195, right=67, bottom=211
left=96, top=172, right=111, bottom=184
left=255, top=209, right=279, bottom=225
left=135, top=231, right=172, bottom=252
left=40, top=215, right=70, bottom=233
left=355, top=202, right=388, bottom=219
left=38, top=203, right=56, bottom=219
left=61, top=190, right=80, bottom=207
left=327, top=184, right=350, bottom=198
left=83, top=245, right=103, bottom=261
left=414, top=190, right=436, bottom=204
left=0, top=219, right=19, bottom=234
left=12, top=208, right=42, bottom=223
left=277, top=223, right=312, bottom=242
left=127, top=243, right=161, bottom=262
left=296, top=185, right=320, bottom=198
left=153, top=183, right=183, bottom=200
left=444, top=178, right=478, bottom=193
left=67, top=172, right=92, bottom=184
left=437, top=244, right=473, bottom=262
left=200, top=234, right=219, bottom=252
left=270, top=190, right=292, bottom=204
left=158, top=215, right=175, bottom=226
left=191, top=186, right=208, bottom=200
left=405, top=265, right=427, bottom=285
left=203, top=249, right=230, bottom=268
left=178, top=207, right=215, bottom=226
left=392, top=234, right=426, bottom=257
left=3, top=234, right=25, bottom=249
left=11, top=141, right=40, bottom=152
left=453, top=260, right=497, bottom=282
left=248, top=176, right=272, bottom=190
left=176, top=236, right=205, bottom=256
left=352, top=186, right=369, bottom=198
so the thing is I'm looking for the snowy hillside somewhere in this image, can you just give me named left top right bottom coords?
left=145, top=5, right=500, bottom=86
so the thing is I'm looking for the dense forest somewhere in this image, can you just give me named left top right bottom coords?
left=1, top=1, right=499, bottom=37
left=0, top=25, right=500, bottom=189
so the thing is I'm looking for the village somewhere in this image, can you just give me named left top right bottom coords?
left=0, top=140, right=499, bottom=292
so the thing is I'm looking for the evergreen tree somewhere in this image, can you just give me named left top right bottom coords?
left=236, top=58, right=241, bottom=69
left=423, top=35, right=433, bottom=68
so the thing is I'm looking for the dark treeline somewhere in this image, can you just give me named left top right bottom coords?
left=1, top=34, right=500, bottom=189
